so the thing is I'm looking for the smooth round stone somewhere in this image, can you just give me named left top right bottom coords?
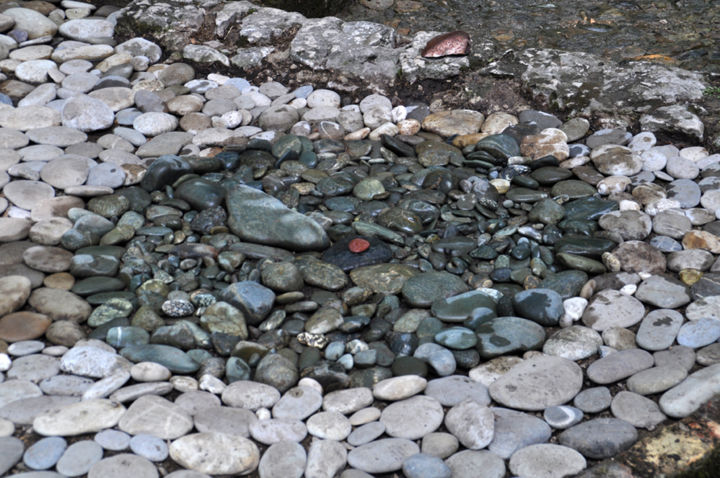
left=306, top=411, right=351, bottom=440
left=33, top=399, right=126, bottom=436
left=697, top=343, right=720, bottom=366
left=590, top=145, right=642, bottom=176
left=430, top=289, right=497, bottom=323
left=434, top=327, right=477, bottom=350
left=7, top=340, right=45, bottom=356
left=88, top=453, right=158, bottom=478
left=130, top=362, right=171, bottom=382
left=582, top=289, right=645, bottom=331
left=528, top=198, right=565, bottom=225
left=401, top=271, right=469, bottom=307
left=653, top=210, right=692, bottom=239
left=3, top=180, right=55, bottom=210
left=445, top=450, right=505, bottom=478
left=0, top=275, right=32, bottom=317
left=543, top=405, right=583, bottom=429
left=222, top=380, right=280, bottom=410
left=627, top=365, right=688, bottom=395
left=28, top=288, right=91, bottom=323
left=550, top=180, right=596, bottom=199
left=512, top=288, right=563, bottom=326
left=0, top=312, right=51, bottom=342
left=443, top=400, right=494, bottom=450
left=349, top=263, right=418, bottom=294
left=0, top=417, right=14, bottom=437
left=0, top=436, right=24, bottom=476
left=488, top=407, right=552, bottom=458
left=129, top=434, right=168, bottom=462
left=540, top=270, right=588, bottom=299
left=413, top=343, right=456, bottom=376
left=373, top=375, right=427, bottom=400
left=489, top=356, right=582, bottom=411
left=94, top=429, right=130, bottom=451
left=573, top=386, right=612, bottom=413
left=6, top=354, right=59, bottom=382
left=677, top=318, right=720, bottom=348
left=636, top=309, right=684, bottom=351
left=660, top=363, right=720, bottom=418
left=193, top=406, right=257, bottom=437
left=613, top=240, right=667, bottom=274
left=249, top=418, right=307, bottom=445
left=587, top=349, right=654, bottom=384
left=272, top=386, right=323, bottom=421
left=420, top=432, right=459, bottom=459
left=424, top=376, right=490, bottom=407
left=634, top=275, right=690, bottom=308
left=120, top=344, right=199, bottom=374
left=475, top=316, right=546, bottom=358
left=26, top=127, right=87, bottom=147
left=323, top=387, right=373, bottom=414
left=347, top=438, right=419, bottom=474
left=347, top=421, right=385, bottom=446
left=56, top=440, right=103, bottom=476
left=23, top=436, right=67, bottom=470
left=381, top=395, right=443, bottom=440
left=403, top=453, right=451, bottom=478
left=118, top=395, right=192, bottom=440
left=599, top=210, right=652, bottom=241
left=258, top=440, right=305, bottom=478
left=610, top=391, right=666, bottom=429
left=23, top=245, right=73, bottom=273
left=542, top=326, right=602, bottom=361
left=509, top=444, right=586, bottom=478
left=559, top=418, right=638, bottom=459
left=654, top=346, right=696, bottom=371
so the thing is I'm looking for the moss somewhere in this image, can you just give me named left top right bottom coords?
left=672, top=444, right=720, bottom=478
left=703, top=86, right=720, bottom=99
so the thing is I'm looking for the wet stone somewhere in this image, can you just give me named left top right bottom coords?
left=582, top=289, right=645, bottom=331
left=512, top=288, right=563, bottom=326
left=402, top=271, right=469, bottom=307
left=558, top=418, right=638, bottom=459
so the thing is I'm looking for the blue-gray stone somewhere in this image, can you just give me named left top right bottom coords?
left=430, top=289, right=497, bottom=323
left=434, top=327, right=478, bottom=350
left=489, top=408, right=552, bottom=459
left=402, top=271, right=470, bottom=308
left=226, top=184, right=330, bottom=251
left=475, top=316, right=546, bottom=358
left=129, top=434, right=168, bottom=462
left=23, top=437, right=67, bottom=470
left=94, top=430, right=130, bottom=451
left=512, top=288, right=564, bottom=326
left=403, top=453, right=452, bottom=478
left=120, top=344, right=200, bottom=373
left=219, top=281, right=275, bottom=325
left=543, top=405, right=584, bottom=429
left=140, top=155, right=191, bottom=191
left=55, top=440, right=104, bottom=476
left=676, top=318, right=720, bottom=348
left=414, top=343, right=456, bottom=376
left=558, top=418, right=638, bottom=459
left=0, top=436, right=24, bottom=475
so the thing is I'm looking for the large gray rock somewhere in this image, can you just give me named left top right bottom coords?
left=226, top=184, right=329, bottom=251
left=116, top=0, right=206, bottom=52
left=497, top=49, right=706, bottom=118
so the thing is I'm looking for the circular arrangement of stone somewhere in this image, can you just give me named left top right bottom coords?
left=0, top=1, right=720, bottom=478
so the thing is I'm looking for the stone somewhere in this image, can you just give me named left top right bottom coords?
left=582, top=289, right=645, bottom=331
left=611, top=391, right=666, bottom=429
left=380, top=395, right=444, bottom=440
left=444, top=450, right=506, bottom=478
left=489, top=355, right=583, bottom=411
left=33, top=399, right=126, bottom=436
left=118, top=395, right=192, bottom=439
left=558, top=418, right=638, bottom=459
left=444, top=399, right=494, bottom=449
left=258, top=440, right=306, bottom=478
left=0, top=275, right=32, bottom=317
left=88, top=454, right=158, bottom=478
left=0, top=436, right=24, bottom=475
left=659, top=363, right=720, bottom=417
left=23, top=436, right=67, bottom=471
left=587, top=349, right=654, bottom=384
left=56, top=440, right=104, bottom=476
left=509, top=444, right=586, bottom=478
left=636, top=309, right=684, bottom=351
left=347, top=438, right=419, bottom=474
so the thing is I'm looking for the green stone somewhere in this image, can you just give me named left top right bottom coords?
left=475, top=316, right=545, bottom=358
left=528, top=198, right=565, bottom=225
left=540, top=270, right=589, bottom=299
left=72, top=276, right=125, bottom=296
left=391, top=356, right=428, bottom=377
left=106, top=326, right=150, bottom=348
left=353, top=178, right=385, bottom=200
left=555, top=235, right=616, bottom=257
left=402, top=271, right=469, bottom=308
left=121, top=344, right=200, bottom=373
left=551, top=180, right=596, bottom=199
left=350, top=263, right=419, bottom=294
left=530, top=166, right=572, bottom=185
left=377, top=207, right=423, bottom=234
left=435, top=327, right=478, bottom=350
left=87, top=297, right=134, bottom=327
left=563, top=196, right=618, bottom=221
left=557, top=252, right=607, bottom=274
left=506, top=187, right=549, bottom=203
left=431, top=289, right=498, bottom=323
left=416, top=141, right=464, bottom=167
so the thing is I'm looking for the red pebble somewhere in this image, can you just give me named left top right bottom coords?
left=421, top=31, right=471, bottom=58
left=348, top=238, right=370, bottom=254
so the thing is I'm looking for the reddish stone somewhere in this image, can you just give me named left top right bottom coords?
left=348, top=238, right=371, bottom=254
left=0, top=311, right=51, bottom=342
left=421, top=31, right=471, bottom=58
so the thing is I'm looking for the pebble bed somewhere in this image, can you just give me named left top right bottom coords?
left=0, top=2, right=719, bottom=478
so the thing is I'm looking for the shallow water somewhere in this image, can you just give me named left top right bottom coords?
left=338, top=0, right=720, bottom=74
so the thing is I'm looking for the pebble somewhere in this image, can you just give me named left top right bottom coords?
left=23, top=436, right=67, bottom=470
left=169, top=433, right=260, bottom=475
left=509, top=444, right=586, bottom=478
left=558, top=418, right=638, bottom=459
left=347, top=438, right=419, bottom=474
left=56, top=440, right=104, bottom=476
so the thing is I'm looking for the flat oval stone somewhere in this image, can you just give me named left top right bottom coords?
left=509, top=444, right=586, bottom=478
left=489, top=356, right=583, bottom=411
left=430, top=289, right=497, bottom=323
left=221, top=380, right=280, bottom=410
left=488, top=407, right=552, bottom=458
left=611, top=391, right=666, bottom=429
left=120, top=344, right=199, bottom=374
left=249, top=419, right=307, bottom=445
left=347, top=438, right=419, bottom=474
left=444, top=449, right=506, bottom=478
left=424, top=375, right=490, bottom=407
left=636, top=309, right=684, bottom=351
left=88, top=453, right=158, bottom=478
left=56, top=440, right=104, bottom=476
left=402, top=271, right=469, bottom=307
left=677, top=318, right=720, bottom=348
left=512, top=288, right=563, bottom=326
left=444, top=400, right=494, bottom=450
left=118, top=395, right=192, bottom=440
left=659, top=363, right=720, bottom=418
left=23, top=436, right=67, bottom=470
left=258, top=441, right=305, bottom=478
left=627, top=365, right=688, bottom=395
left=582, top=289, right=645, bottom=331
left=373, top=375, right=427, bottom=401
left=558, top=418, right=638, bottom=459
left=587, top=349, right=654, bottom=384
left=381, top=395, right=444, bottom=440
left=475, top=316, right=545, bottom=359
left=33, top=399, right=126, bottom=436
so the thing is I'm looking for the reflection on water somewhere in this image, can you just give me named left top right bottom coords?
left=339, top=0, right=720, bottom=74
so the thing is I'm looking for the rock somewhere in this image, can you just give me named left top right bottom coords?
left=346, top=438, right=419, bottom=474
left=444, top=450, right=506, bottom=478
left=118, top=395, right=193, bottom=439
left=33, top=399, right=126, bottom=436
left=558, top=418, right=638, bottom=459
left=582, top=289, right=645, bottom=331
left=380, top=395, right=444, bottom=440
left=227, top=185, right=329, bottom=251
left=587, top=349, right=654, bottom=384
left=509, top=444, right=586, bottom=478
left=444, top=400, right=494, bottom=449
left=659, top=363, right=720, bottom=417
left=258, top=440, right=306, bottom=478
left=489, top=355, right=583, bottom=411
left=88, top=453, right=158, bottom=478
left=611, top=391, right=666, bottom=429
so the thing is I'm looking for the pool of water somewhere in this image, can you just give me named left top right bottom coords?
left=337, top=0, right=720, bottom=75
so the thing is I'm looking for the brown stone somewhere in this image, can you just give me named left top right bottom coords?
left=421, top=31, right=471, bottom=58
left=521, top=128, right=569, bottom=160
left=43, top=272, right=75, bottom=290
left=45, top=320, right=86, bottom=347
left=613, top=241, right=667, bottom=274
left=682, top=230, right=720, bottom=254
left=0, top=311, right=51, bottom=342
